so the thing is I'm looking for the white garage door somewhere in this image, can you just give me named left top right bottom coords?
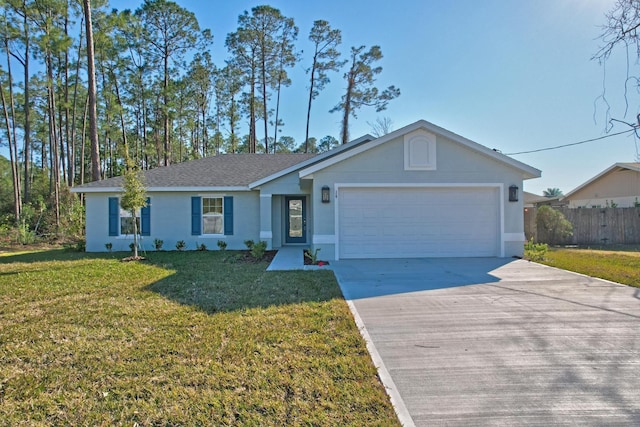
left=338, top=187, right=499, bottom=258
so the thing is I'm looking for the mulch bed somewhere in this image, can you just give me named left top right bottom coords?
left=237, top=250, right=277, bottom=264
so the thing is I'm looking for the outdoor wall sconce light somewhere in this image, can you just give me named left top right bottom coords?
left=321, top=185, right=331, bottom=203
left=509, top=185, right=519, bottom=202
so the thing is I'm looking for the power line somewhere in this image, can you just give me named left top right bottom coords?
left=504, top=128, right=636, bottom=155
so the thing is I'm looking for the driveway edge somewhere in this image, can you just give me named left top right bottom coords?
left=340, top=290, right=416, bottom=427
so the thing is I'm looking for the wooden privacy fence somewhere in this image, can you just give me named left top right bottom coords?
left=525, top=207, right=640, bottom=245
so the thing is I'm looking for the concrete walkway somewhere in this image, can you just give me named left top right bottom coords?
left=331, top=258, right=640, bottom=426
left=266, top=246, right=331, bottom=271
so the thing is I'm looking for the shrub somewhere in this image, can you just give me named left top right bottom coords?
left=244, top=239, right=255, bottom=250
left=197, top=243, right=207, bottom=251
left=153, top=239, right=164, bottom=251
left=524, top=238, right=548, bottom=262
left=105, top=242, right=113, bottom=252
left=217, top=240, right=227, bottom=250
left=175, top=240, right=186, bottom=251
left=250, top=241, right=267, bottom=260
left=536, top=206, right=573, bottom=244
left=129, top=242, right=135, bottom=252
left=18, top=223, right=36, bottom=245
left=304, top=248, right=321, bottom=264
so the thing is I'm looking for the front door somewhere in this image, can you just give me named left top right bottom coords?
left=285, top=196, right=306, bottom=243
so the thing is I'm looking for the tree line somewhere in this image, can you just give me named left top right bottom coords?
left=0, top=0, right=399, bottom=238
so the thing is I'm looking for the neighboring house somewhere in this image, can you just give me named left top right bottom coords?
left=523, top=191, right=566, bottom=208
left=562, top=163, right=640, bottom=208
left=73, top=119, right=541, bottom=259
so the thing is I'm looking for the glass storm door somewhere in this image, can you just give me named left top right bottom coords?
left=285, top=197, right=306, bottom=243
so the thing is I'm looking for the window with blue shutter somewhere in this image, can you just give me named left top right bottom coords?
left=224, top=196, right=233, bottom=235
left=108, top=197, right=119, bottom=236
left=191, top=196, right=202, bottom=235
left=141, top=197, right=151, bottom=236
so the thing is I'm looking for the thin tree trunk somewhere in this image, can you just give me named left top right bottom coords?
left=22, top=8, right=31, bottom=204
left=0, top=76, right=22, bottom=224
left=273, top=74, right=283, bottom=153
left=305, top=55, right=318, bottom=153
left=69, top=18, right=84, bottom=187
left=341, top=75, right=354, bottom=144
left=63, top=15, right=70, bottom=187
left=83, top=0, right=101, bottom=181
left=111, top=70, right=128, bottom=156
left=46, top=50, right=60, bottom=230
left=56, top=59, right=67, bottom=185
left=249, top=70, right=256, bottom=153
left=81, top=95, right=88, bottom=185
left=3, top=40, right=22, bottom=221
left=163, top=54, right=170, bottom=166
left=261, top=54, right=269, bottom=154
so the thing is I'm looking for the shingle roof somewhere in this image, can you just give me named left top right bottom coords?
left=77, top=153, right=317, bottom=189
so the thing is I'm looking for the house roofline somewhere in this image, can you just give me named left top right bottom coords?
left=562, top=162, right=640, bottom=200
left=248, top=134, right=375, bottom=188
left=72, top=186, right=252, bottom=193
left=298, top=119, right=542, bottom=179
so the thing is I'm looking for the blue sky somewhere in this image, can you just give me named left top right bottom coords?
left=115, top=0, right=637, bottom=195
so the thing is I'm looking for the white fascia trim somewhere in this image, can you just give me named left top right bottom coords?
left=260, top=231, right=273, bottom=239
left=73, top=186, right=251, bottom=193
left=335, top=182, right=504, bottom=189
left=334, top=183, right=506, bottom=259
left=299, top=119, right=541, bottom=180
left=312, top=234, right=336, bottom=244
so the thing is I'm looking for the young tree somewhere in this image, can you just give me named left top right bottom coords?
left=120, top=159, right=146, bottom=259
left=331, top=45, right=400, bottom=144
left=305, top=20, right=344, bottom=152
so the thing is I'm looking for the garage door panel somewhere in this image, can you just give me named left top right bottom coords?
left=338, top=187, right=499, bottom=258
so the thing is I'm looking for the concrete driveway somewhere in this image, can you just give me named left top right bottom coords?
left=331, top=258, right=640, bottom=426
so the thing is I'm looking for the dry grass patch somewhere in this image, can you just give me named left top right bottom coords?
left=0, top=250, right=399, bottom=426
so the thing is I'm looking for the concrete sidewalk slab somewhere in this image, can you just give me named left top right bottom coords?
left=332, top=258, right=640, bottom=426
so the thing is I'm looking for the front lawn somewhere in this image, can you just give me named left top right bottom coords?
left=539, top=247, right=640, bottom=288
left=0, top=249, right=399, bottom=426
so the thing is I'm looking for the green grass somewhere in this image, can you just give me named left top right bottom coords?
left=0, top=249, right=399, bottom=426
left=539, top=247, right=640, bottom=288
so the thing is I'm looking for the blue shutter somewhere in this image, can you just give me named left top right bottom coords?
left=108, top=197, right=119, bottom=236
left=191, top=196, right=202, bottom=235
left=141, top=197, right=151, bottom=236
left=224, top=196, right=233, bottom=235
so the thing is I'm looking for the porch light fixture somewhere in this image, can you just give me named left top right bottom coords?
left=321, top=185, right=331, bottom=203
left=509, top=185, right=519, bottom=202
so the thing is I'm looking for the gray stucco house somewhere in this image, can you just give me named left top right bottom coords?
left=74, top=120, right=541, bottom=259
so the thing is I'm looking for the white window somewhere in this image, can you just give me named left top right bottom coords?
left=120, top=207, right=140, bottom=235
left=203, top=197, right=223, bottom=234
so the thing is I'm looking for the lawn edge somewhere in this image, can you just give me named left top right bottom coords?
left=529, top=259, right=633, bottom=288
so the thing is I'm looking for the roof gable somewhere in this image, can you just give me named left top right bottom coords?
left=298, top=120, right=541, bottom=179
left=563, top=162, right=640, bottom=200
